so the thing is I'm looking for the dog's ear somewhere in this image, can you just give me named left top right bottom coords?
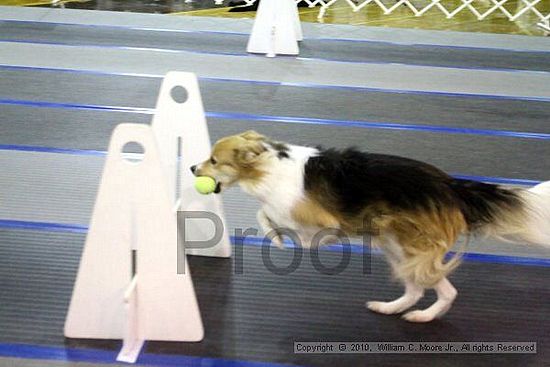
left=239, top=130, right=266, bottom=141
left=234, top=140, right=266, bottom=165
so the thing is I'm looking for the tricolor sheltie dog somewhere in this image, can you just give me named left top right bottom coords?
left=191, top=130, right=550, bottom=323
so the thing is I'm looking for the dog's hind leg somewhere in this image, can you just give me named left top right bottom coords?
left=387, top=241, right=459, bottom=322
left=367, top=235, right=424, bottom=315
left=367, top=280, right=424, bottom=315
left=402, top=277, right=457, bottom=323
left=368, top=205, right=465, bottom=321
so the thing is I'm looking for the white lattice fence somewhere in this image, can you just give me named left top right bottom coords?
left=299, top=0, right=330, bottom=5
left=538, top=11, right=550, bottom=31
left=228, top=0, right=549, bottom=31
left=317, top=0, right=549, bottom=30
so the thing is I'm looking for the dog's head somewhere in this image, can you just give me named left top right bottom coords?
left=190, top=130, right=269, bottom=193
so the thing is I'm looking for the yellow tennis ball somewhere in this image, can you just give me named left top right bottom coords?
left=194, top=176, right=217, bottom=195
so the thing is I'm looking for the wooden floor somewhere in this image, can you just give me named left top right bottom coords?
left=2, top=0, right=549, bottom=36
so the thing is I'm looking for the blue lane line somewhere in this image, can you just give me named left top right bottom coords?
left=457, top=252, right=550, bottom=267
left=0, top=98, right=155, bottom=114
left=451, top=174, right=542, bottom=186
left=0, top=342, right=296, bottom=367
left=200, top=234, right=550, bottom=268
left=232, top=234, right=370, bottom=254
left=0, top=218, right=549, bottom=267
left=2, top=63, right=550, bottom=102
left=0, top=142, right=541, bottom=187
left=0, top=144, right=107, bottom=156
left=1, top=38, right=548, bottom=75
left=0, top=219, right=88, bottom=233
left=3, top=18, right=550, bottom=54
left=1, top=98, right=549, bottom=141
left=206, top=111, right=550, bottom=140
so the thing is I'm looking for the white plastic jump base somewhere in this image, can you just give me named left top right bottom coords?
left=65, top=72, right=231, bottom=364
left=247, top=0, right=303, bottom=57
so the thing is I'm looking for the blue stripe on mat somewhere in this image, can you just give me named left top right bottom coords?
left=1, top=98, right=549, bottom=140
left=451, top=174, right=541, bottom=186
left=0, top=219, right=88, bottom=233
left=0, top=342, right=296, bottom=367
left=0, top=142, right=540, bottom=187
left=2, top=64, right=549, bottom=102
left=0, top=144, right=107, bottom=156
left=0, top=98, right=155, bottom=114
left=0, top=38, right=547, bottom=74
left=213, top=236, right=550, bottom=267
left=0, top=219, right=548, bottom=267
left=206, top=111, right=550, bottom=140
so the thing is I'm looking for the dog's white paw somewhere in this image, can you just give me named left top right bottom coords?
left=367, top=301, right=401, bottom=315
left=402, top=310, right=436, bottom=323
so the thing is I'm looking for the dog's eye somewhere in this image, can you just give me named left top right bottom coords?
left=210, top=157, right=217, bottom=165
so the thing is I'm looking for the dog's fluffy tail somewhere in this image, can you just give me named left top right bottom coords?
left=451, top=179, right=550, bottom=246
left=518, top=181, right=550, bottom=245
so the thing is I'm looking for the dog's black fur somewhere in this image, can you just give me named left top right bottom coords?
left=304, top=148, right=523, bottom=229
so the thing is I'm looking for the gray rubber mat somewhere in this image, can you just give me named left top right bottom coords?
left=0, top=228, right=548, bottom=367
left=1, top=108, right=549, bottom=181
left=3, top=41, right=549, bottom=99
left=3, top=7, right=550, bottom=52
left=0, top=150, right=260, bottom=235
left=2, top=148, right=550, bottom=259
left=2, top=69, right=550, bottom=133
left=1, top=21, right=550, bottom=71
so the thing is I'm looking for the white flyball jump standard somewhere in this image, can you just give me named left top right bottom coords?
left=64, top=72, right=231, bottom=364
left=247, top=0, right=303, bottom=57
left=151, top=72, right=231, bottom=258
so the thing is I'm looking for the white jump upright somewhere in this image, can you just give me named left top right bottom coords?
left=64, top=124, right=204, bottom=363
left=247, top=0, right=303, bottom=57
left=65, top=72, right=231, bottom=364
left=151, top=72, right=231, bottom=258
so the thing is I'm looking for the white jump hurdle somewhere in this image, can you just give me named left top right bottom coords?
left=247, top=0, right=303, bottom=57
left=64, top=72, right=231, bottom=364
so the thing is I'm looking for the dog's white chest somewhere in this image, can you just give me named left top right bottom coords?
left=262, top=202, right=298, bottom=230
left=244, top=145, right=318, bottom=232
